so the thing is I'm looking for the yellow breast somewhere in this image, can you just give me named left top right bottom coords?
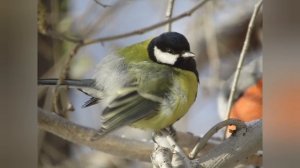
left=131, top=69, right=198, bottom=130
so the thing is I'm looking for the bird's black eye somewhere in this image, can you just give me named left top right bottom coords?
left=166, top=48, right=175, bottom=54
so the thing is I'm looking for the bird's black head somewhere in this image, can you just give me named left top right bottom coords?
left=148, top=32, right=198, bottom=80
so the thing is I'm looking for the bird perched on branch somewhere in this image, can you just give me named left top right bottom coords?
left=39, top=32, right=199, bottom=140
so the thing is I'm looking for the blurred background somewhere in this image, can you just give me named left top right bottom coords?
left=38, top=0, right=262, bottom=167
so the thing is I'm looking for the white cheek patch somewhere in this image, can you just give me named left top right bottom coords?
left=182, top=52, right=195, bottom=58
left=154, top=46, right=179, bottom=65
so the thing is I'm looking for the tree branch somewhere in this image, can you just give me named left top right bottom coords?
left=94, top=0, right=112, bottom=8
left=194, top=120, right=262, bottom=167
left=189, top=119, right=247, bottom=159
left=81, top=0, right=211, bottom=46
left=165, top=0, right=175, bottom=32
left=38, top=108, right=262, bottom=166
left=38, top=108, right=206, bottom=162
left=52, top=43, right=82, bottom=115
left=153, top=130, right=192, bottom=168
left=225, top=0, right=263, bottom=121
left=151, top=120, right=262, bottom=168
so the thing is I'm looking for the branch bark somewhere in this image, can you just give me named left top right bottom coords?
left=38, top=108, right=262, bottom=166
left=38, top=108, right=207, bottom=162
left=194, top=120, right=262, bottom=168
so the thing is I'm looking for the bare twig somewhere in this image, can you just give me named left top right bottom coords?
left=79, top=1, right=124, bottom=38
left=94, top=0, right=112, bottom=8
left=203, top=1, right=221, bottom=92
left=48, top=0, right=210, bottom=45
left=224, top=0, right=263, bottom=138
left=81, top=0, right=211, bottom=46
left=46, top=30, right=80, bottom=43
left=189, top=119, right=247, bottom=159
left=52, top=43, right=83, bottom=114
left=165, top=0, right=176, bottom=32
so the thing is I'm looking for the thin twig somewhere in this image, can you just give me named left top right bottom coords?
left=79, top=1, right=124, bottom=38
left=52, top=43, right=83, bottom=114
left=165, top=0, right=176, bottom=32
left=81, top=0, right=211, bottom=46
left=94, top=0, right=112, bottom=8
left=49, top=0, right=210, bottom=45
left=189, top=119, right=247, bottom=159
left=47, top=30, right=80, bottom=43
left=224, top=0, right=263, bottom=138
left=203, top=1, right=221, bottom=92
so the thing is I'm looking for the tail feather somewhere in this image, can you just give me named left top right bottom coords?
left=38, top=79, right=95, bottom=88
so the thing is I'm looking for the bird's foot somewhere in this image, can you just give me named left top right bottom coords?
left=164, top=125, right=177, bottom=141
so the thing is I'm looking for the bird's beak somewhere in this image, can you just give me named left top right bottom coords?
left=182, top=52, right=195, bottom=58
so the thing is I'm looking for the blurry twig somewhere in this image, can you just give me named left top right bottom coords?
left=52, top=43, right=82, bottom=115
left=48, top=0, right=210, bottom=45
left=80, top=0, right=124, bottom=38
left=189, top=119, right=246, bottom=159
left=81, top=0, right=211, bottom=46
left=47, top=30, right=80, bottom=43
left=94, top=0, right=112, bottom=8
left=165, top=0, right=175, bottom=32
left=203, top=1, right=221, bottom=93
left=224, top=0, right=263, bottom=138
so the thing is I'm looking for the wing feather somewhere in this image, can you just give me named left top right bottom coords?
left=96, top=89, right=160, bottom=137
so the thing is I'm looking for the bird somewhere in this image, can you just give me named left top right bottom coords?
left=39, top=32, right=199, bottom=139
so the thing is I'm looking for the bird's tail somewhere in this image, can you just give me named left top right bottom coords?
left=38, top=79, right=95, bottom=88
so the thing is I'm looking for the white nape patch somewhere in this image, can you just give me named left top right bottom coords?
left=154, top=46, right=179, bottom=65
left=182, top=52, right=195, bottom=58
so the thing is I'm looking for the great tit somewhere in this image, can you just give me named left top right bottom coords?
left=39, top=32, right=199, bottom=138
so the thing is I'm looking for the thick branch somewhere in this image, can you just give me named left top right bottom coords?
left=38, top=108, right=206, bottom=162
left=189, top=119, right=247, bottom=159
left=194, top=120, right=262, bottom=167
left=38, top=108, right=262, bottom=166
left=151, top=120, right=262, bottom=168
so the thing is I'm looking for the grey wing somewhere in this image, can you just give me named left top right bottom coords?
left=93, top=87, right=160, bottom=138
